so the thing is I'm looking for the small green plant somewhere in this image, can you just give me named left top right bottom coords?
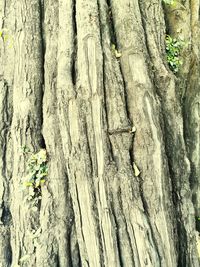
left=22, top=145, right=31, bottom=154
left=165, top=35, right=183, bottom=73
left=23, top=147, right=48, bottom=201
left=0, top=28, right=14, bottom=47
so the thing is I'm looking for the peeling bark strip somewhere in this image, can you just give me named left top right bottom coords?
left=0, top=0, right=200, bottom=266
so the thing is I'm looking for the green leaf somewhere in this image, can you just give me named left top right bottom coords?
left=23, top=181, right=33, bottom=187
left=22, top=145, right=30, bottom=154
left=165, top=35, right=184, bottom=73
left=23, top=148, right=48, bottom=201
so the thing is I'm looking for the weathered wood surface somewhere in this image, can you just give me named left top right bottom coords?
left=0, top=0, right=200, bottom=266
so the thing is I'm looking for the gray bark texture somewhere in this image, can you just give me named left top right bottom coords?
left=0, top=0, right=200, bottom=266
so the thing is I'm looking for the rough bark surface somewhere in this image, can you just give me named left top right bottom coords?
left=0, top=0, right=200, bottom=266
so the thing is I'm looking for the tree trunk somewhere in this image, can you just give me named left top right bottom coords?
left=0, top=0, right=200, bottom=266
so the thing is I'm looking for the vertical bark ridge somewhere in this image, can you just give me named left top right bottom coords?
left=9, top=0, right=44, bottom=264
left=37, top=0, right=75, bottom=266
left=110, top=0, right=178, bottom=265
left=68, top=1, right=109, bottom=265
left=104, top=0, right=132, bottom=124
left=184, top=0, right=200, bottom=236
left=96, top=2, right=163, bottom=266
left=56, top=0, right=82, bottom=265
left=56, top=0, right=97, bottom=265
left=0, top=1, right=16, bottom=265
left=138, top=0, right=199, bottom=266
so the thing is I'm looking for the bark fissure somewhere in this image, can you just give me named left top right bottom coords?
left=96, top=0, right=110, bottom=135
left=139, top=182, right=162, bottom=265
left=117, top=188, right=136, bottom=265
left=111, top=206, right=125, bottom=267
left=105, top=0, right=117, bottom=45
left=39, top=0, right=47, bottom=150
left=71, top=0, right=77, bottom=86
left=105, top=0, right=132, bottom=126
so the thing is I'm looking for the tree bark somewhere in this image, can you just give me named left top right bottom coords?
left=0, top=0, right=200, bottom=266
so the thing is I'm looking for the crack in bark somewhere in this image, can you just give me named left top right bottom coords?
left=1, top=0, right=6, bottom=29
left=110, top=205, right=124, bottom=267
left=72, top=0, right=77, bottom=86
left=104, top=0, right=135, bottom=168
left=69, top=223, right=81, bottom=267
left=97, top=0, right=110, bottom=138
left=74, top=179, right=86, bottom=260
left=84, top=121, right=95, bottom=178
left=106, top=0, right=132, bottom=138
left=0, top=79, right=13, bottom=264
left=1, top=85, right=9, bottom=178
left=39, top=0, right=47, bottom=151
left=108, top=127, right=133, bottom=135
left=117, top=187, right=135, bottom=265
left=139, top=184, right=162, bottom=266
left=105, top=0, right=117, bottom=45
left=1, top=201, right=12, bottom=226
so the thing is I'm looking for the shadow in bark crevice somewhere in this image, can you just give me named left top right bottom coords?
left=72, top=0, right=77, bottom=86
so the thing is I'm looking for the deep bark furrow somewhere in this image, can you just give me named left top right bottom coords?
left=139, top=183, right=162, bottom=266
left=110, top=182, right=136, bottom=266
left=111, top=206, right=126, bottom=267
left=39, top=0, right=46, bottom=149
left=104, top=0, right=131, bottom=125
left=96, top=0, right=111, bottom=136
left=69, top=224, right=82, bottom=267
left=184, top=0, right=200, bottom=223
left=41, top=1, right=77, bottom=266
left=71, top=0, right=77, bottom=87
